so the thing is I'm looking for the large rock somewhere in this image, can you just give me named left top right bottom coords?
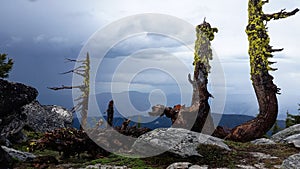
left=0, top=79, right=38, bottom=140
left=0, top=79, right=38, bottom=115
left=271, top=124, right=300, bottom=142
left=0, top=80, right=38, bottom=166
left=281, top=153, right=300, bottom=169
left=23, top=101, right=72, bottom=132
left=1, top=145, right=36, bottom=162
left=131, top=128, right=230, bottom=158
left=282, top=133, right=300, bottom=148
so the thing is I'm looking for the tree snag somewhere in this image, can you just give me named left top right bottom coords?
left=225, top=0, right=299, bottom=142
left=106, top=100, right=114, bottom=127
left=147, top=20, right=217, bottom=133
left=191, top=19, right=218, bottom=133
left=49, top=53, right=90, bottom=130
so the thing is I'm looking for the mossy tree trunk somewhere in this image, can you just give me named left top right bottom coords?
left=225, top=0, right=298, bottom=142
left=191, top=20, right=218, bottom=132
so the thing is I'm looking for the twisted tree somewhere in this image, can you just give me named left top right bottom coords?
left=225, top=0, right=299, bottom=142
left=49, top=53, right=90, bottom=130
left=148, top=20, right=217, bottom=133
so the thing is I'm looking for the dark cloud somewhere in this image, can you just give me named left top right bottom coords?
left=105, top=33, right=187, bottom=58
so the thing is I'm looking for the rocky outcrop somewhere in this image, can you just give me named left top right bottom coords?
left=0, top=79, right=72, bottom=135
left=271, top=124, right=300, bottom=148
left=1, top=145, right=36, bottom=162
left=131, top=128, right=230, bottom=158
left=281, top=153, right=300, bottom=169
left=0, top=79, right=38, bottom=141
left=0, top=79, right=38, bottom=115
left=271, top=124, right=300, bottom=142
left=0, top=79, right=38, bottom=167
left=282, top=133, right=300, bottom=148
left=23, top=101, right=72, bottom=132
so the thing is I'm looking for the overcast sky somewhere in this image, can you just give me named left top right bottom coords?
left=1, top=0, right=299, bottom=119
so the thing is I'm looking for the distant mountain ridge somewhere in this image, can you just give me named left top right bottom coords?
left=73, top=113, right=285, bottom=135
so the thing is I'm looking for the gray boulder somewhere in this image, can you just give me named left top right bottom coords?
left=250, top=138, right=276, bottom=145
left=282, top=133, right=300, bottom=148
left=281, top=153, right=300, bottom=169
left=271, top=124, right=300, bottom=142
left=131, top=128, right=230, bottom=158
left=1, top=145, right=36, bottom=162
left=23, top=101, right=72, bottom=132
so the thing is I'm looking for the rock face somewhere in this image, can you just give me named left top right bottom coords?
left=132, top=128, right=230, bottom=158
left=1, top=145, right=36, bottom=162
left=271, top=124, right=300, bottom=148
left=281, top=133, right=300, bottom=148
left=0, top=79, right=38, bottom=140
left=271, top=124, right=300, bottom=142
left=23, top=101, right=72, bottom=132
left=0, top=79, right=38, bottom=167
left=281, top=153, right=300, bottom=169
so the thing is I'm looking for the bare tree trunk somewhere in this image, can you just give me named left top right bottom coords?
left=106, top=100, right=114, bottom=127
left=225, top=0, right=298, bottom=142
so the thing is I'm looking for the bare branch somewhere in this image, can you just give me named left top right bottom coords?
left=60, top=70, right=75, bottom=75
left=65, top=58, right=85, bottom=63
left=188, top=73, right=194, bottom=84
left=47, top=85, right=83, bottom=91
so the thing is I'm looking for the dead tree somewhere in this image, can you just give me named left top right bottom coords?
left=190, top=19, right=218, bottom=132
left=147, top=20, right=217, bottom=133
left=106, top=100, right=114, bottom=127
left=225, top=0, right=299, bottom=142
left=49, top=53, right=90, bottom=130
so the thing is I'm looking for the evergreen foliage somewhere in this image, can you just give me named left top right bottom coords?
left=0, top=53, right=13, bottom=78
left=285, top=106, right=300, bottom=128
